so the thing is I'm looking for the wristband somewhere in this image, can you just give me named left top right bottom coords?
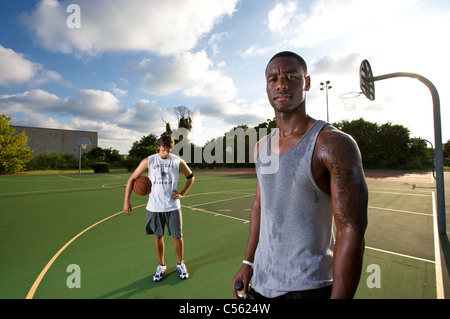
left=242, top=260, right=254, bottom=268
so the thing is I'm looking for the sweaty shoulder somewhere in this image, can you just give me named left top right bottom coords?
left=315, top=124, right=363, bottom=173
left=311, top=125, right=363, bottom=195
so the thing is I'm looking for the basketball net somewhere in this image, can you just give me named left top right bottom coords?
left=339, top=92, right=364, bottom=111
left=81, top=144, right=87, bottom=150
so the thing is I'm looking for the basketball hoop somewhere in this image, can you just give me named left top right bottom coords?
left=75, top=137, right=92, bottom=174
left=339, top=92, right=364, bottom=111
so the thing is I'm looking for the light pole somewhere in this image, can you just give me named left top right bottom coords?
left=320, top=81, right=332, bottom=122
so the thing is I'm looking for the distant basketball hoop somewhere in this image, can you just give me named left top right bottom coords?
left=75, top=137, right=91, bottom=174
left=339, top=92, right=364, bottom=111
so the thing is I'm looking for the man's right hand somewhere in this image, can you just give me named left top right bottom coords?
left=232, top=264, right=253, bottom=299
left=123, top=201, right=132, bottom=215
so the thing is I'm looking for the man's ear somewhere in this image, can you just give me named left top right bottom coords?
left=305, top=76, right=311, bottom=91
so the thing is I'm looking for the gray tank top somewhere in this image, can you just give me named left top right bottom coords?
left=254, top=120, right=334, bottom=297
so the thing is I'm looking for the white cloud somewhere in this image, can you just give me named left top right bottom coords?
left=138, top=51, right=238, bottom=101
left=0, top=45, right=63, bottom=87
left=0, top=89, right=175, bottom=151
left=0, top=45, right=37, bottom=86
left=238, top=45, right=273, bottom=58
left=0, top=89, right=62, bottom=113
left=267, top=1, right=305, bottom=35
left=107, top=83, right=127, bottom=98
left=20, top=0, right=238, bottom=56
left=0, top=88, right=126, bottom=121
left=267, top=0, right=418, bottom=48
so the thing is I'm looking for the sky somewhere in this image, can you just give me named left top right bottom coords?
left=0, top=0, right=449, bottom=154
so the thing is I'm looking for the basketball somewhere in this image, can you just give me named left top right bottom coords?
left=133, top=176, right=152, bottom=196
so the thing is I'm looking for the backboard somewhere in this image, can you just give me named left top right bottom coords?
left=75, top=137, right=92, bottom=148
left=360, top=60, right=375, bottom=101
left=75, top=137, right=91, bottom=174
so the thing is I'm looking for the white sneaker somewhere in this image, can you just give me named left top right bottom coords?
left=176, top=261, right=189, bottom=279
left=153, top=264, right=166, bottom=282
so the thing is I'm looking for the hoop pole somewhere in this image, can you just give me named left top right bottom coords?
left=79, top=145, right=81, bottom=175
left=369, top=72, right=446, bottom=233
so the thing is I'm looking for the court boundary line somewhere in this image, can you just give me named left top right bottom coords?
left=0, top=186, right=101, bottom=197
left=432, top=191, right=445, bottom=299
left=183, top=205, right=250, bottom=224
left=369, top=206, right=431, bottom=217
left=365, top=246, right=434, bottom=264
left=188, top=193, right=254, bottom=208
left=370, top=191, right=432, bottom=197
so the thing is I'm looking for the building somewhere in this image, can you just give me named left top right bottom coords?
left=13, top=126, right=98, bottom=158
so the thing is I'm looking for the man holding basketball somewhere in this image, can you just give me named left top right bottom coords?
left=232, top=52, right=368, bottom=299
left=123, top=134, right=195, bottom=281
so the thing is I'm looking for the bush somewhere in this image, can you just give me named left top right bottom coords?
left=93, top=162, right=110, bottom=173
left=27, top=152, right=78, bottom=170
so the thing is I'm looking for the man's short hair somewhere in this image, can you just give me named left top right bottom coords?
left=267, top=51, right=308, bottom=75
left=158, top=134, right=174, bottom=149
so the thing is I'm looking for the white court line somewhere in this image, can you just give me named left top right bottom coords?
left=432, top=191, right=445, bottom=299
left=188, top=194, right=254, bottom=207
left=365, top=246, right=434, bottom=264
left=59, top=175, right=75, bottom=180
left=369, top=206, right=431, bottom=217
left=370, top=191, right=432, bottom=197
left=369, top=191, right=444, bottom=298
left=183, top=205, right=249, bottom=224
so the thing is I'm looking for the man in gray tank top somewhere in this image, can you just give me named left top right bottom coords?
left=233, top=52, right=368, bottom=299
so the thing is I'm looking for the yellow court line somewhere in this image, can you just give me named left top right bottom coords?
left=25, top=204, right=146, bottom=299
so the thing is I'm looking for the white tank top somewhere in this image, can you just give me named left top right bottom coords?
left=146, top=153, right=181, bottom=212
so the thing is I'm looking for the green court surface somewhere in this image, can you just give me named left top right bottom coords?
left=0, top=170, right=448, bottom=299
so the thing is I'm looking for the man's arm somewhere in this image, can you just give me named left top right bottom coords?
left=320, top=129, right=368, bottom=298
left=232, top=137, right=267, bottom=299
left=171, top=159, right=194, bottom=200
left=232, top=180, right=261, bottom=299
left=123, top=158, right=148, bottom=215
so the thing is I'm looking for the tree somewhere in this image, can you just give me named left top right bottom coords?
left=128, top=133, right=159, bottom=159
left=162, top=119, right=172, bottom=135
left=377, top=122, right=410, bottom=168
left=174, top=106, right=193, bottom=131
left=443, top=140, right=450, bottom=167
left=334, top=118, right=422, bottom=169
left=333, top=118, right=380, bottom=168
left=0, top=114, right=33, bottom=174
left=84, top=147, right=122, bottom=163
